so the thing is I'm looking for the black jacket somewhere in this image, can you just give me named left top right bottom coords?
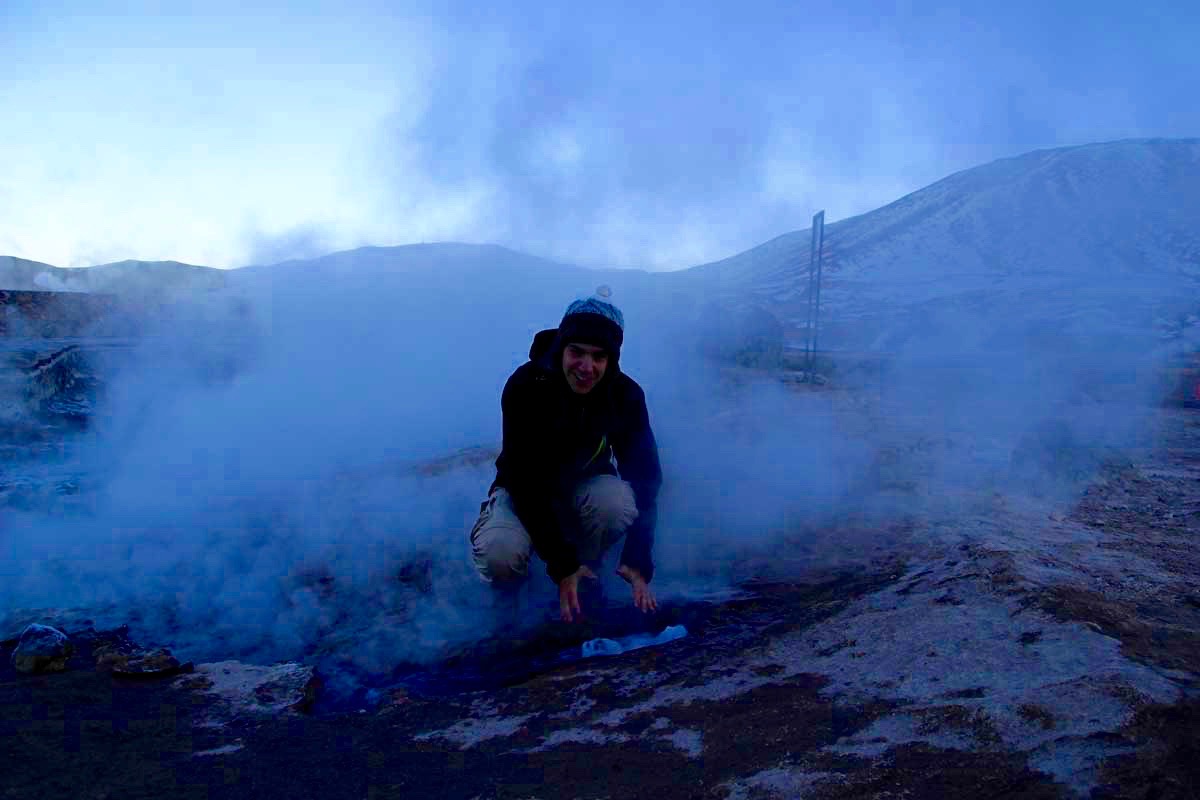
left=492, top=329, right=663, bottom=583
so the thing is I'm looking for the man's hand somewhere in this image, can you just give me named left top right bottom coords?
left=558, top=565, right=597, bottom=623
left=616, top=564, right=657, bottom=613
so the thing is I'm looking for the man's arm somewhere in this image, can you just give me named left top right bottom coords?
left=498, top=372, right=581, bottom=583
left=611, top=380, right=663, bottom=582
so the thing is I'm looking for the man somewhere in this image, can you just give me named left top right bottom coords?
left=471, top=287, right=663, bottom=623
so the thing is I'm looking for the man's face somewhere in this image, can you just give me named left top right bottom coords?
left=562, top=342, right=609, bottom=394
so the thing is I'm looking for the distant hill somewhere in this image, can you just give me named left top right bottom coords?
left=5, top=138, right=1198, bottom=353
left=0, top=257, right=68, bottom=292
left=0, top=256, right=225, bottom=298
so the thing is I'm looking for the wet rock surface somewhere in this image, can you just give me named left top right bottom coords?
left=2, top=407, right=1199, bottom=799
left=174, top=661, right=321, bottom=728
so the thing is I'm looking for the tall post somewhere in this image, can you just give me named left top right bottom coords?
left=810, top=211, right=826, bottom=380
left=803, top=221, right=817, bottom=378
left=805, top=211, right=825, bottom=382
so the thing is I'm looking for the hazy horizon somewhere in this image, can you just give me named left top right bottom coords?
left=4, top=2, right=1198, bottom=271
left=5, top=135, right=1197, bottom=275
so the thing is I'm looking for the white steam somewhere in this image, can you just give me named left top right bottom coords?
left=0, top=232, right=1193, bottom=680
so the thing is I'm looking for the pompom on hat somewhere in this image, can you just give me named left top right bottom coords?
left=557, top=285, right=624, bottom=360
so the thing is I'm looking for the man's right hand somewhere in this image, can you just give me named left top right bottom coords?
left=558, top=565, right=597, bottom=623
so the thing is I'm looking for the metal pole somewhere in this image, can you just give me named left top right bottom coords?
left=804, top=217, right=819, bottom=381
left=810, top=211, right=826, bottom=382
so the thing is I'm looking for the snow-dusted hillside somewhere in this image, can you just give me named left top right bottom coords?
left=680, top=138, right=1200, bottom=351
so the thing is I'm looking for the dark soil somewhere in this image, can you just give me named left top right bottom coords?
left=1093, top=700, right=1200, bottom=800
left=0, top=569, right=1069, bottom=800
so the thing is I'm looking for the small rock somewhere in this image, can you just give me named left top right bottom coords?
left=11, top=623, right=74, bottom=674
left=193, top=741, right=245, bottom=758
left=371, top=687, right=413, bottom=714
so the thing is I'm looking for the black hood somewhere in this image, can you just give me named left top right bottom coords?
left=529, top=328, right=561, bottom=364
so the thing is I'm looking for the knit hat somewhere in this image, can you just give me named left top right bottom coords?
left=558, top=285, right=625, bottom=360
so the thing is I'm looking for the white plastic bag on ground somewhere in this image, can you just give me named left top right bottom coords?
left=581, top=625, right=687, bottom=658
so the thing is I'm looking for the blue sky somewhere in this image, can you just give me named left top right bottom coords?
left=1, top=0, right=1197, bottom=270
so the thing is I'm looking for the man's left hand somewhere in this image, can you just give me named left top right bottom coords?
left=616, top=564, right=657, bottom=613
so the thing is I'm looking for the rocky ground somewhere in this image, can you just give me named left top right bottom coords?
left=2, top=385, right=1198, bottom=798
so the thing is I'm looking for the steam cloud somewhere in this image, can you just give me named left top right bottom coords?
left=1, top=222, right=1194, bottom=689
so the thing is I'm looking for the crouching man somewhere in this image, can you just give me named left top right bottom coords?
left=470, top=288, right=663, bottom=622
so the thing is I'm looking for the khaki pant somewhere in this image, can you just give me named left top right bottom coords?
left=470, top=475, right=639, bottom=583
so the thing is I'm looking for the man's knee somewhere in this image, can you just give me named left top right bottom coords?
left=470, top=488, right=533, bottom=583
left=474, top=533, right=531, bottom=583
left=578, top=476, right=638, bottom=539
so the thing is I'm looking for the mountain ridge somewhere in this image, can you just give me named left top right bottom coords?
left=6, top=137, right=1196, bottom=283
left=4, top=138, right=1198, bottom=350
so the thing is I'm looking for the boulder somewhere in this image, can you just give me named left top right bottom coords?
left=11, top=623, right=74, bottom=674
left=94, top=643, right=193, bottom=678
